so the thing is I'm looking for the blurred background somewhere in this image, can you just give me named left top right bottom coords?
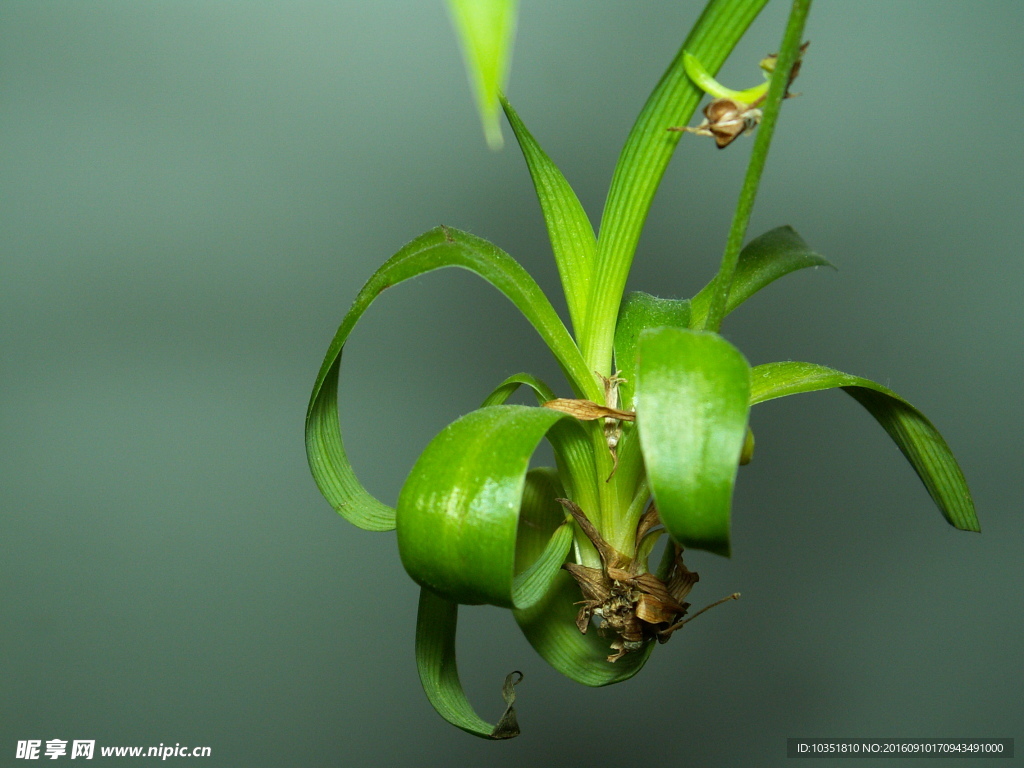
left=2, top=2, right=1021, bottom=765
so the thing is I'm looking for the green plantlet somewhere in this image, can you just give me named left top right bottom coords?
left=305, top=0, right=978, bottom=739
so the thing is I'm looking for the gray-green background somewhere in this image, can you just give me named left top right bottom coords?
left=2, top=2, right=1021, bottom=766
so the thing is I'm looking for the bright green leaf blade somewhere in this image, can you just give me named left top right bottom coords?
left=689, top=225, right=833, bottom=327
left=481, top=372, right=556, bottom=407
left=749, top=361, right=980, bottom=532
left=415, top=587, right=522, bottom=739
left=581, top=0, right=771, bottom=374
left=447, top=0, right=518, bottom=149
left=614, top=291, right=691, bottom=410
left=501, top=95, right=597, bottom=337
left=612, top=293, right=692, bottom=510
left=516, top=468, right=567, bottom=567
left=512, top=522, right=573, bottom=611
left=305, top=227, right=601, bottom=532
left=397, top=404, right=573, bottom=608
left=305, top=358, right=395, bottom=530
left=547, top=419, right=601, bottom=537
left=636, top=328, right=751, bottom=556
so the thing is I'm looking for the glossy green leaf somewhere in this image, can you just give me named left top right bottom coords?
left=502, top=95, right=597, bottom=337
left=611, top=293, right=692, bottom=513
left=689, top=225, right=833, bottom=327
left=480, top=374, right=600, bottom=521
left=636, top=327, right=751, bottom=556
left=397, top=405, right=574, bottom=608
left=305, top=226, right=600, bottom=532
left=447, top=0, right=518, bottom=149
left=749, top=361, right=979, bottom=532
left=614, top=291, right=691, bottom=411
left=581, top=0, right=771, bottom=374
left=415, top=588, right=522, bottom=739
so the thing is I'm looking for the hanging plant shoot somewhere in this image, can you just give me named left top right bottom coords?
left=305, top=0, right=978, bottom=740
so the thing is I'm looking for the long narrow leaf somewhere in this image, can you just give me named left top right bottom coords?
left=502, top=95, right=597, bottom=337
left=689, top=225, right=832, bottom=327
left=581, top=0, right=771, bottom=374
left=397, top=405, right=575, bottom=608
left=636, top=328, right=751, bottom=556
left=415, top=588, right=522, bottom=739
left=749, top=361, right=979, bottom=531
left=306, top=226, right=600, bottom=532
left=447, top=0, right=518, bottom=149
left=305, top=359, right=395, bottom=530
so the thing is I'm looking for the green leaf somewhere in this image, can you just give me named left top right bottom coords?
left=501, top=95, right=597, bottom=338
left=611, top=293, right=691, bottom=513
left=635, top=327, right=751, bottom=556
left=512, top=521, right=574, bottom=611
left=447, top=0, right=518, bottom=149
left=305, top=226, right=600, bottom=532
left=689, top=225, right=833, bottom=328
left=581, top=0, right=771, bottom=374
left=397, top=405, right=575, bottom=608
left=415, top=587, right=522, bottom=739
left=515, top=468, right=568, bottom=569
left=480, top=375, right=601, bottom=523
left=614, top=291, right=691, bottom=411
left=749, top=361, right=980, bottom=532
left=305, top=358, right=395, bottom=531
left=481, top=372, right=555, bottom=407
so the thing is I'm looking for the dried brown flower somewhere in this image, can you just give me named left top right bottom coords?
left=555, top=498, right=735, bottom=662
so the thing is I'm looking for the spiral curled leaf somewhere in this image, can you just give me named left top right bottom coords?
left=305, top=226, right=598, bottom=532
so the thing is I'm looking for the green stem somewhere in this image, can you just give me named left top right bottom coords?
left=701, top=0, right=813, bottom=333
left=588, top=424, right=620, bottom=548
left=683, top=51, right=769, bottom=103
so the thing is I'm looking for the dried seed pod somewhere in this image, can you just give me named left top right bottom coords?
left=694, top=97, right=763, bottom=149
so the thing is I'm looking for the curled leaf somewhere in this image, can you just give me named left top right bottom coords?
left=397, top=405, right=575, bottom=608
left=306, top=226, right=600, bottom=533
left=415, top=588, right=522, bottom=739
